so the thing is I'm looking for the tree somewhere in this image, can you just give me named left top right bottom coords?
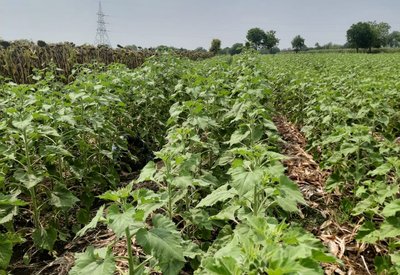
left=270, top=46, right=281, bottom=54
left=369, top=21, right=391, bottom=47
left=246, top=28, right=279, bottom=51
left=263, top=30, right=279, bottom=50
left=229, top=43, right=243, bottom=55
left=37, top=40, right=47, bottom=47
left=209, top=39, right=221, bottom=55
left=125, top=44, right=138, bottom=50
left=0, top=40, right=11, bottom=49
left=246, top=28, right=266, bottom=50
left=291, top=35, right=306, bottom=53
left=219, top=47, right=230, bottom=55
left=346, top=22, right=375, bottom=52
left=388, top=31, right=400, bottom=48
left=194, top=47, right=207, bottom=52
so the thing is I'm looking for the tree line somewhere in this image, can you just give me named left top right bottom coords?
left=3, top=20, right=399, bottom=56
left=207, top=21, right=400, bottom=55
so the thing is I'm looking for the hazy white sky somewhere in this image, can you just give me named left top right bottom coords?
left=1, top=0, right=399, bottom=49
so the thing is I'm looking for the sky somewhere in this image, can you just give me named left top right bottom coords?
left=1, top=0, right=399, bottom=49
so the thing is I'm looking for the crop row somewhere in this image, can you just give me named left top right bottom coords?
left=0, top=54, right=192, bottom=273
left=266, top=53, right=400, bottom=273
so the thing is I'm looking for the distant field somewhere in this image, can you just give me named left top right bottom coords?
left=1, top=53, right=399, bottom=274
left=282, top=47, right=400, bottom=54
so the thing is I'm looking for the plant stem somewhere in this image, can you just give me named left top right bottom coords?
left=125, top=228, right=134, bottom=275
left=23, top=129, right=40, bottom=228
left=166, top=161, right=173, bottom=220
left=29, top=188, right=40, bottom=228
left=167, top=180, right=173, bottom=220
left=58, top=157, right=65, bottom=185
left=355, top=142, right=361, bottom=185
left=253, top=184, right=259, bottom=216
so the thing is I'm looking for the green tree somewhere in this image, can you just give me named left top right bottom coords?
left=246, top=28, right=266, bottom=50
left=346, top=22, right=375, bottom=52
left=291, top=35, right=306, bottom=53
left=270, top=46, right=281, bottom=54
left=246, top=28, right=279, bottom=51
left=125, top=44, right=138, bottom=50
left=194, top=47, right=207, bottom=52
left=209, top=39, right=221, bottom=55
left=229, top=43, right=243, bottom=55
left=263, top=30, right=279, bottom=50
left=369, top=21, right=391, bottom=47
left=388, top=31, right=400, bottom=47
left=219, top=47, right=230, bottom=55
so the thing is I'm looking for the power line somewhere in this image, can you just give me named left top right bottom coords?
left=94, top=2, right=111, bottom=46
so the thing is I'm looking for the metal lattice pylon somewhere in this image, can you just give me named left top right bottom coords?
left=94, top=2, right=111, bottom=46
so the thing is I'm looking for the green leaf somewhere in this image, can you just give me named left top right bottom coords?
left=37, top=125, right=60, bottom=137
left=390, top=252, right=400, bottom=268
left=321, top=133, right=345, bottom=145
left=152, top=214, right=176, bottom=231
left=136, top=214, right=185, bottom=275
left=356, top=221, right=378, bottom=243
left=58, top=114, right=76, bottom=125
left=228, top=166, right=263, bottom=196
left=210, top=204, right=240, bottom=221
left=182, top=240, right=202, bottom=259
left=368, top=163, right=392, bottom=176
left=311, top=250, right=336, bottom=263
left=98, top=183, right=132, bottom=203
left=196, top=184, right=237, bottom=208
left=340, top=145, right=358, bottom=157
left=352, top=197, right=376, bottom=216
left=76, top=205, right=105, bottom=238
left=226, top=129, right=250, bottom=146
left=77, top=208, right=90, bottom=225
left=276, top=176, right=305, bottom=212
left=44, top=145, right=73, bottom=157
left=374, top=255, right=392, bottom=274
left=107, top=205, right=143, bottom=237
left=97, top=192, right=119, bottom=203
left=12, top=116, right=33, bottom=130
left=50, top=184, right=79, bottom=209
left=14, top=170, right=43, bottom=189
left=0, top=191, right=27, bottom=224
left=0, top=233, right=24, bottom=270
left=136, top=161, right=156, bottom=182
left=265, top=162, right=286, bottom=181
left=0, top=240, right=12, bottom=270
left=171, top=176, right=193, bottom=188
left=376, top=217, right=400, bottom=240
left=69, top=246, right=115, bottom=275
left=32, top=226, right=57, bottom=251
left=203, top=256, right=241, bottom=275
left=381, top=200, right=400, bottom=217
left=265, top=151, right=288, bottom=161
left=133, top=189, right=166, bottom=221
left=264, top=119, right=278, bottom=131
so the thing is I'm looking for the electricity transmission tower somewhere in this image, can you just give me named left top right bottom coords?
left=94, top=2, right=111, bottom=46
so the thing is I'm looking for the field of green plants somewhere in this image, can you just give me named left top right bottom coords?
left=0, top=53, right=399, bottom=274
